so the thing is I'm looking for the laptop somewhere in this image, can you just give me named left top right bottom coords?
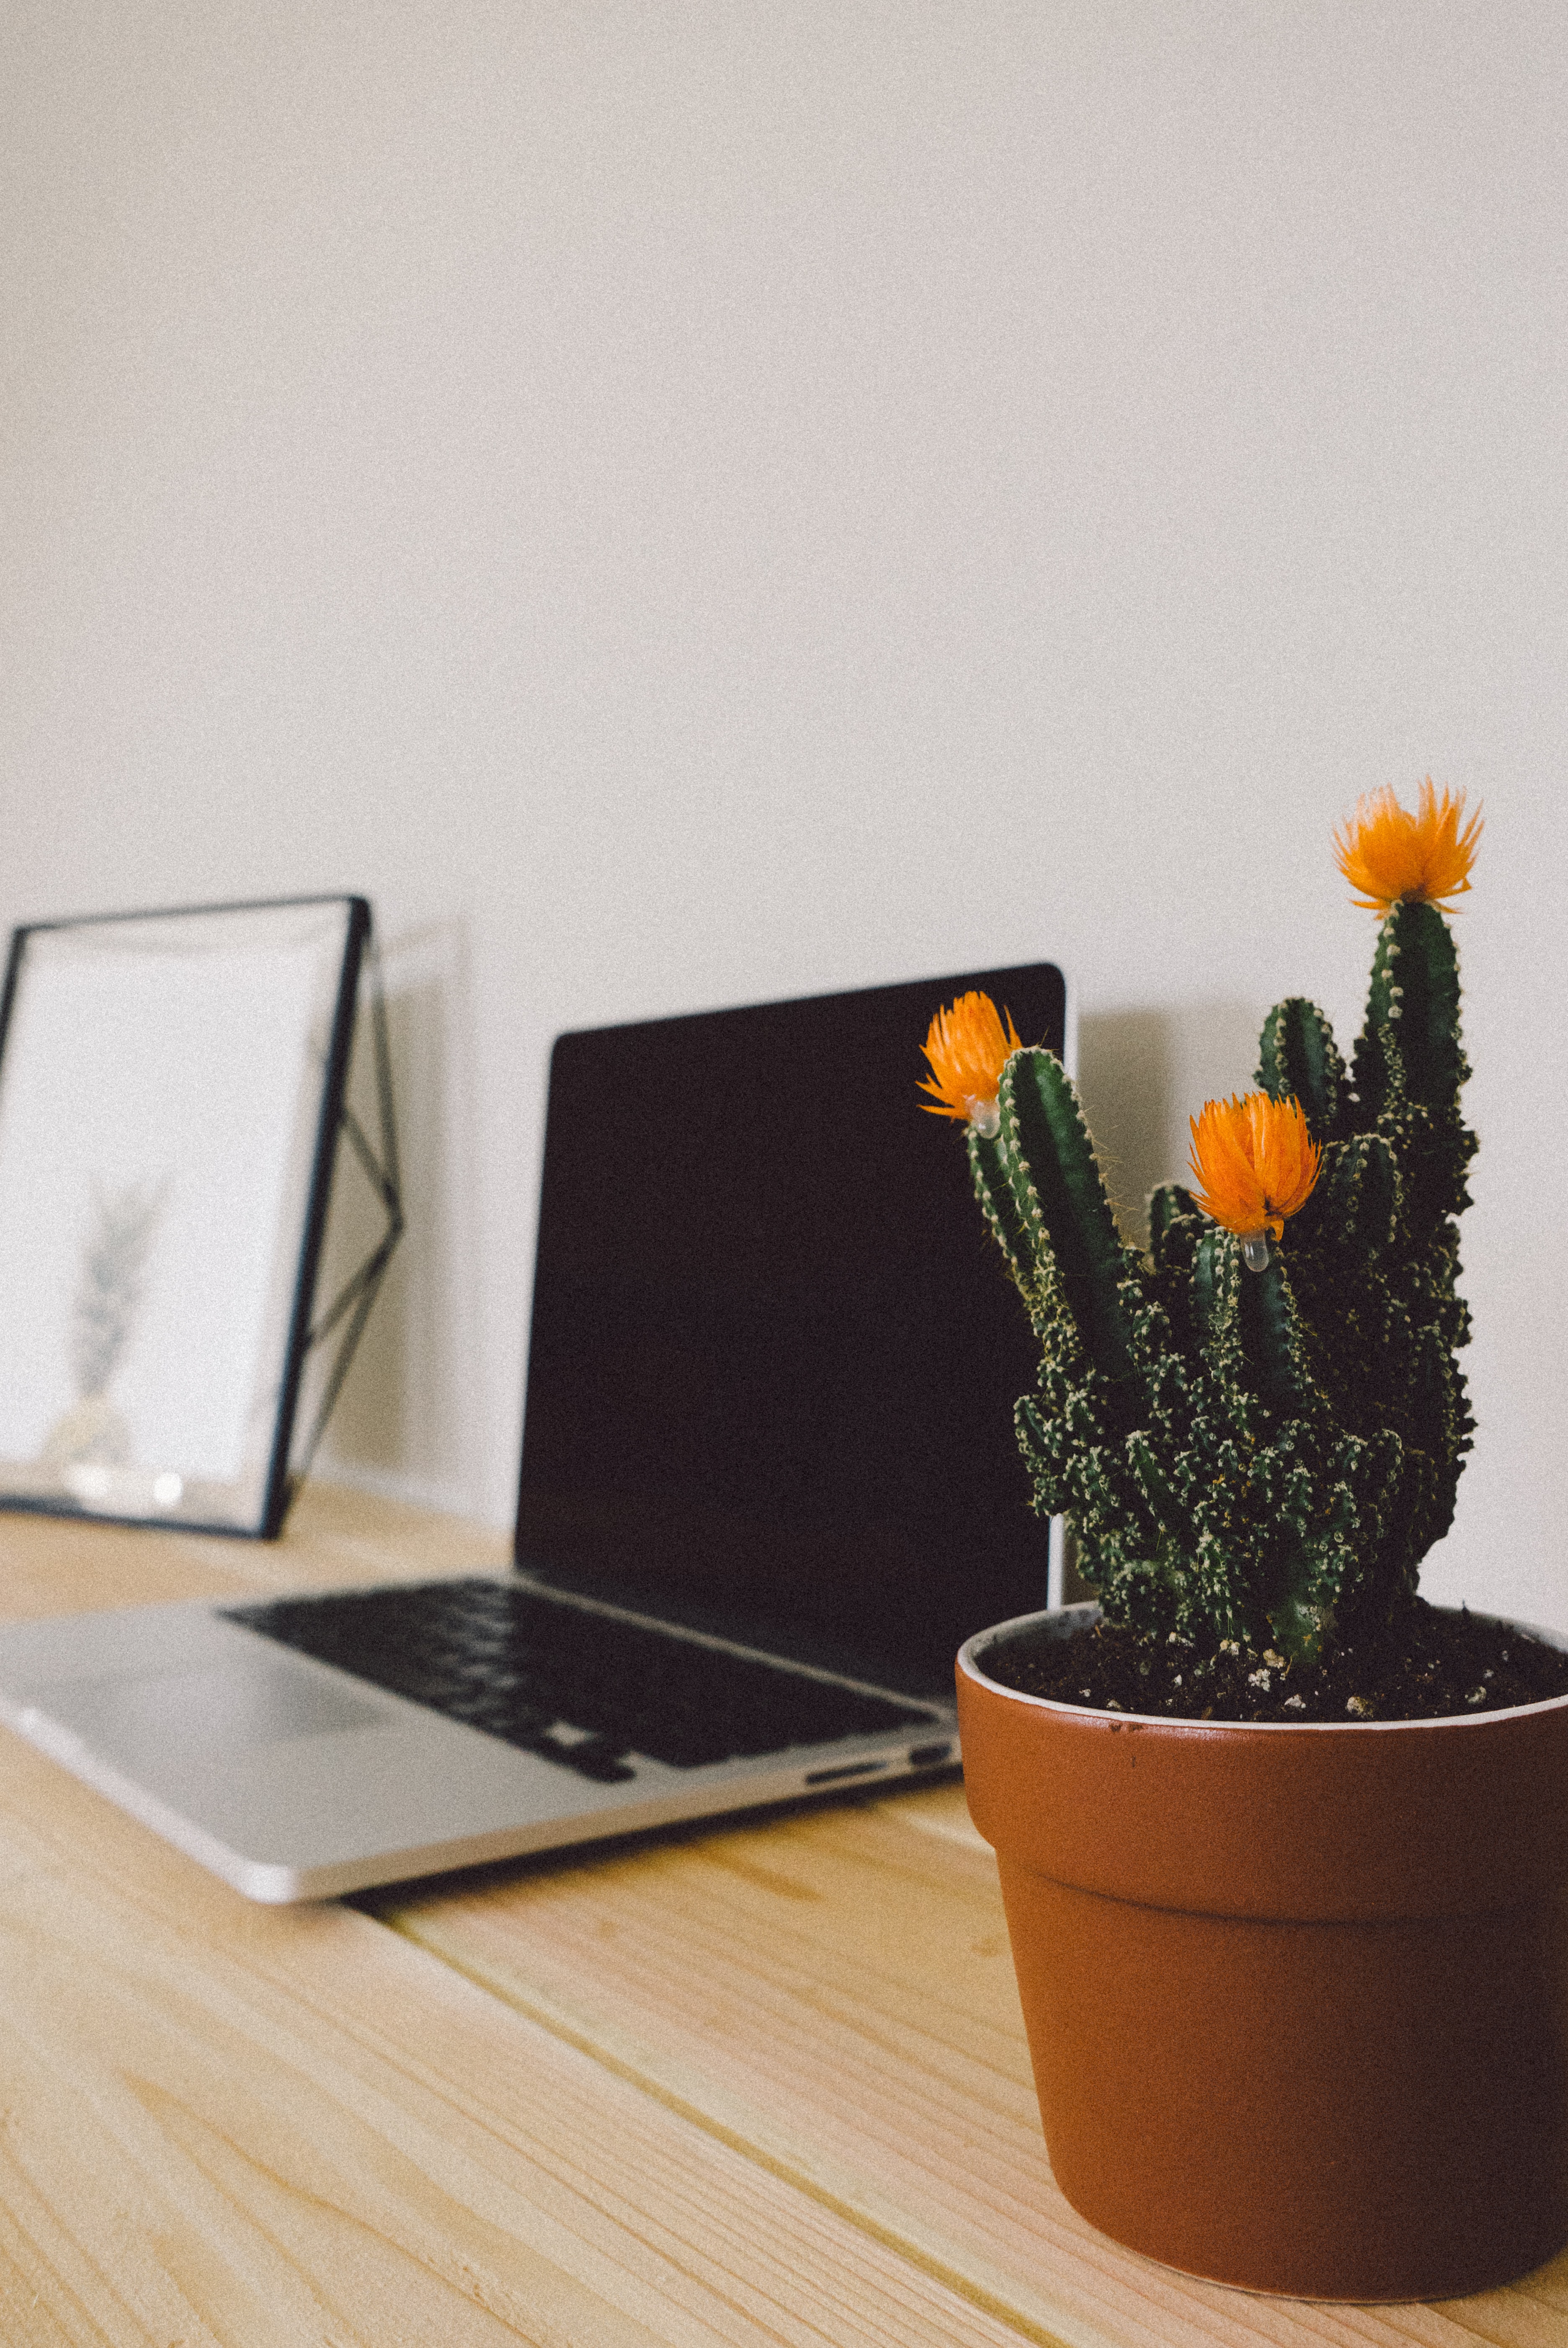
left=0, top=962, right=1066, bottom=1901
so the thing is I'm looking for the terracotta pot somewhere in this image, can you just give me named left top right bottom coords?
left=956, top=1602, right=1568, bottom=2302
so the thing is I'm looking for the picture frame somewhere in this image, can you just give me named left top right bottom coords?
left=0, top=894, right=385, bottom=1537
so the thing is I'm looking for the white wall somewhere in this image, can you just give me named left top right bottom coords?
left=3, top=1, right=1565, bottom=1625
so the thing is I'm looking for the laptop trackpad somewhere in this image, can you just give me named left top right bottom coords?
left=30, top=1659, right=391, bottom=1766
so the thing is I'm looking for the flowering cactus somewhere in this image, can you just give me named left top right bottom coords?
left=923, top=783, right=1481, bottom=1662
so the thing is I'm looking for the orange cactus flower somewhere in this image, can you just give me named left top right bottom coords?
left=1188, top=1093, right=1320, bottom=1247
left=919, top=992, right=1022, bottom=1135
left=1333, top=778, right=1482, bottom=915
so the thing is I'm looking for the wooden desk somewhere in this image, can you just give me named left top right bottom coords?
left=0, top=1487, right=1562, bottom=2345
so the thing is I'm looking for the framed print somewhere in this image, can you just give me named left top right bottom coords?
left=0, top=895, right=371, bottom=1536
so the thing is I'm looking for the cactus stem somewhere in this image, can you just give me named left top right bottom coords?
left=923, top=782, right=1477, bottom=1665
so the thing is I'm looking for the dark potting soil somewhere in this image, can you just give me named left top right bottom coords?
left=980, top=1602, right=1568, bottom=1724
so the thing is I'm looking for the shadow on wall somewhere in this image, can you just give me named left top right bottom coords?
left=300, top=919, right=484, bottom=1515
left=1076, top=1003, right=1267, bottom=1247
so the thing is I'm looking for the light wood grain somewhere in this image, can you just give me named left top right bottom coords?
left=5, top=1490, right=1566, bottom=2345
left=0, top=1493, right=1037, bottom=2345
left=0, top=1480, right=509, bottom=1622
left=0, top=1714, right=1049, bottom=2345
left=381, top=1786, right=1568, bottom=2348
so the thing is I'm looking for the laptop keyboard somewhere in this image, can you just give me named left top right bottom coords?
left=224, top=1577, right=934, bottom=1783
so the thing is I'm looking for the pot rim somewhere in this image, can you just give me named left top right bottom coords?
left=957, top=1600, right=1568, bottom=1734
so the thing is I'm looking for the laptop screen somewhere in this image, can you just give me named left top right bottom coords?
left=515, top=964, right=1068, bottom=1699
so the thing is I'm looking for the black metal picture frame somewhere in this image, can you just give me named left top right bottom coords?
left=0, top=894, right=400, bottom=1537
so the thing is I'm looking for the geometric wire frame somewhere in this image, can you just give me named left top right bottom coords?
left=289, top=942, right=405, bottom=1491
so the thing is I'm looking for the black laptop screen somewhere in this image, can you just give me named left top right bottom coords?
left=515, top=964, right=1067, bottom=1699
